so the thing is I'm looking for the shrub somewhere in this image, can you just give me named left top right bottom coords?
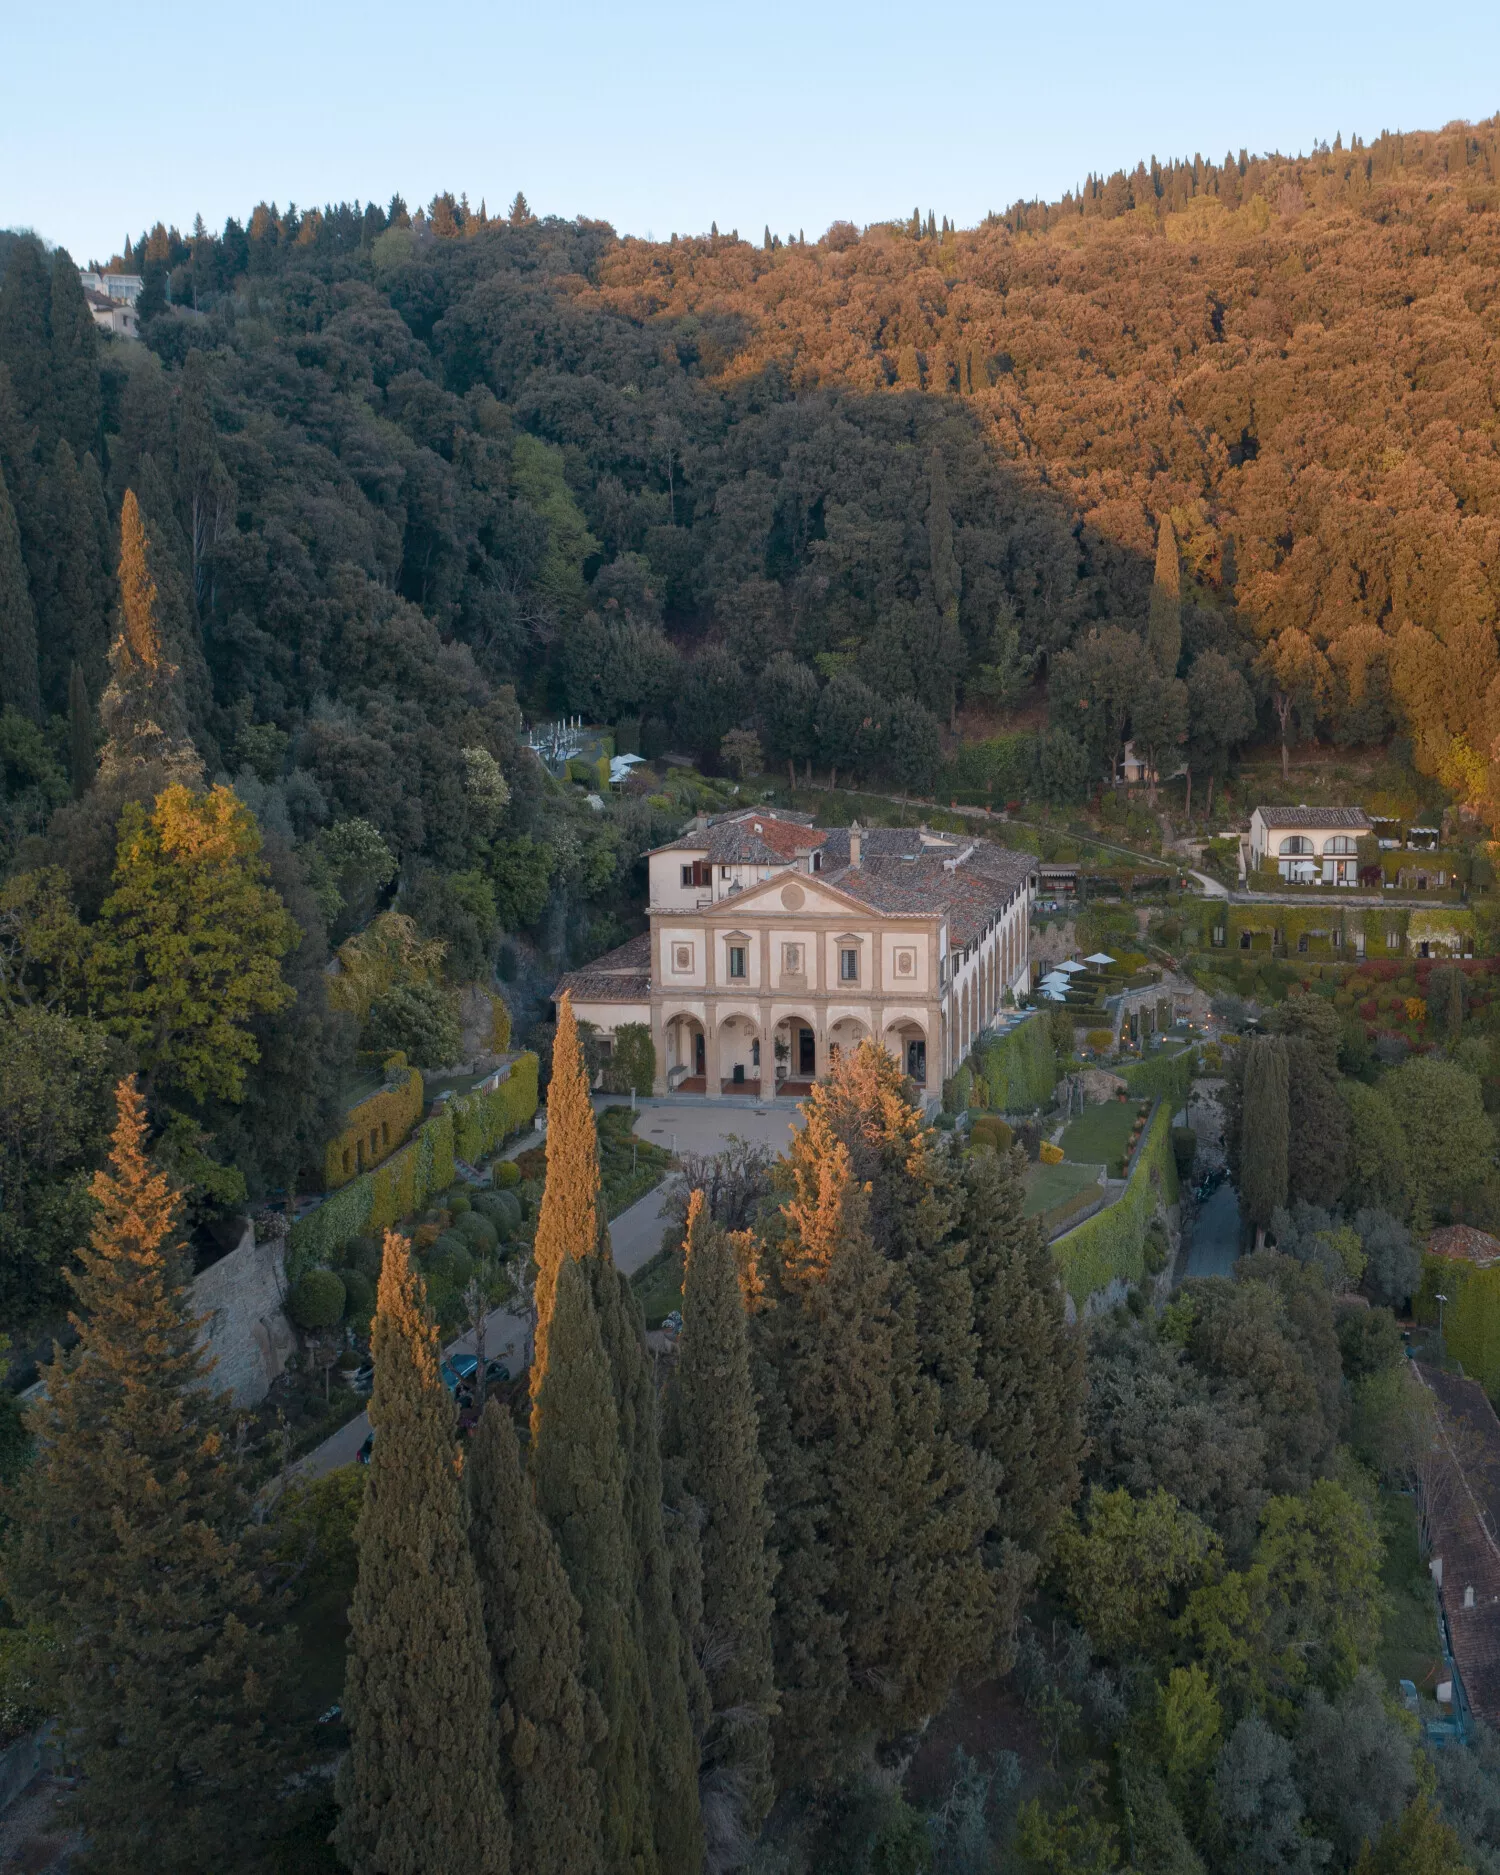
left=1039, top=1140, right=1065, bottom=1165
left=1086, top=1029, right=1115, bottom=1054
left=603, top=1022, right=655, bottom=1096
left=493, top=1160, right=521, bottom=1189
left=287, top=1269, right=346, bottom=1331
left=339, top=1268, right=375, bottom=1332
left=473, top=1189, right=521, bottom=1239
left=455, top=1210, right=498, bottom=1255
left=969, top=1115, right=1014, bottom=1153
left=448, top=1191, right=471, bottom=1216
left=1172, top=1127, right=1198, bottom=1179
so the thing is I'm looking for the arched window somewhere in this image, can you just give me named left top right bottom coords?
left=1324, top=835, right=1357, bottom=855
left=1278, top=835, right=1313, bottom=856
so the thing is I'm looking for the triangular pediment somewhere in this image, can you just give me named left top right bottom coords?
left=714, top=874, right=906, bottom=921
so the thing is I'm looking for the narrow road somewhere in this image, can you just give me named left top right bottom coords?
left=1182, top=1181, right=1241, bottom=1280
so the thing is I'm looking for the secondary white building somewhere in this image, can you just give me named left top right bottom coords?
left=1246, top=805, right=1372, bottom=886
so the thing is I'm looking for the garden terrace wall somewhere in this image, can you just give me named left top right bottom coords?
left=1417, top=1254, right=1500, bottom=1400
left=1051, top=1100, right=1179, bottom=1310
left=1120, top=1047, right=1195, bottom=1111
left=322, top=1060, right=424, bottom=1190
left=289, top=1052, right=539, bottom=1278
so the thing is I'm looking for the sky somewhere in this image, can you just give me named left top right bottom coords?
left=5, top=0, right=1500, bottom=265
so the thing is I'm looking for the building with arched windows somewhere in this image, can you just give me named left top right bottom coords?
left=1246, top=806, right=1373, bottom=886
left=555, top=810, right=1035, bottom=1109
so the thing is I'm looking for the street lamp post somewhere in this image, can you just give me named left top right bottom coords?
left=1437, top=1291, right=1448, bottom=1359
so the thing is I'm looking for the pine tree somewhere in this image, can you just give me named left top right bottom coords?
left=1241, top=1034, right=1290, bottom=1239
left=586, top=1252, right=705, bottom=1874
left=0, top=456, right=41, bottom=721
left=100, top=487, right=201, bottom=782
left=467, top=1400, right=603, bottom=1875
left=671, top=1190, right=777, bottom=1843
left=68, top=660, right=93, bottom=796
left=1147, top=510, right=1183, bottom=676
left=961, top=1145, right=1086, bottom=1562
left=335, top=1230, right=510, bottom=1875
left=5, top=1078, right=290, bottom=1872
left=48, top=250, right=101, bottom=461
left=532, top=1255, right=658, bottom=1875
left=531, top=989, right=602, bottom=1404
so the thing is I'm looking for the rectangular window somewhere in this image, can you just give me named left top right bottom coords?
left=681, top=864, right=693, bottom=887
left=811, top=851, right=822, bottom=872
left=728, top=945, right=747, bottom=980
left=840, top=947, right=858, bottom=982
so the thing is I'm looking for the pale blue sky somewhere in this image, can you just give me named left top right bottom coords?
left=5, top=0, right=1499, bottom=265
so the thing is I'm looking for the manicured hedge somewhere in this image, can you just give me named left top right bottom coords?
left=1051, top=1100, right=1179, bottom=1309
left=975, top=1014, right=1058, bottom=1112
left=1121, top=1047, right=1195, bottom=1110
left=323, top=1061, right=424, bottom=1190
left=290, top=1053, right=539, bottom=1278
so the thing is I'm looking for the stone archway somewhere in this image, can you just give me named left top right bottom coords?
left=665, top=1013, right=707, bottom=1089
left=885, top=1018, right=929, bottom=1091
left=773, top=1013, right=819, bottom=1090
left=828, top=1015, right=869, bottom=1067
left=716, top=1013, right=761, bottom=1093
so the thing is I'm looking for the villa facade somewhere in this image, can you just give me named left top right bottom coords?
left=555, top=810, right=1036, bottom=1105
left=1245, top=805, right=1373, bottom=885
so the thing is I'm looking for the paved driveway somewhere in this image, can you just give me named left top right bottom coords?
left=291, top=1096, right=806, bottom=1482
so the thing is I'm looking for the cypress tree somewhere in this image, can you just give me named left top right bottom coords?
left=671, top=1190, right=777, bottom=1843
left=0, top=236, right=51, bottom=441
left=132, top=451, right=216, bottom=759
left=48, top=250, right=101, bottom=461
left=100, top=487, right=200, bottom=782
left=586, top=1252, right=704, bottom=1875
left=961, top=1144, right=1086, bottom=1561
left=335, top=1230, right=510, bottom=1875
left=0, top=456, right=41, bottom=721
left=533, top=1255, right=658, bottom=1875
left=468, top=1400, right=603, bottom=1875
left=1241, top=1034, right=1290, bottom=1241
left=531, top=989, right=602, bottom=1404
left=39, top=438, right=108, bottom=712
left=68, top=660, right=94, bottom=796
left=1147, top=510, right=1183, bottom=676
left=6, top=1079, right=289, bottom=1872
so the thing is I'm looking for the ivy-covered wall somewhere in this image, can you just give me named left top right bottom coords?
left=1416, top=1254, right=1500, bottom=1397
left=323, top=1061, right=425, bottom=1190
left=1121, top=1047, right=1195, bottom=1110
left=1051, top=1100, right=1179, bottom=1309
left=290, top=1052, right=539, bottom=1278
left=973, top=1014, right=1058, bottom=1112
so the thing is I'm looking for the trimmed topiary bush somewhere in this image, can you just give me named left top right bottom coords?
left=969, top=1115, right=1014, bottom=1153
left=493, top=1160, right=521, bottom=1189
left=455, top=1211, right=498, bottom=1255
left=338, top=1268, right=375, bottom=1331
left=287, top=1269, right=346, bottom=1331
left=472, top=1189, right=521, bottom=1239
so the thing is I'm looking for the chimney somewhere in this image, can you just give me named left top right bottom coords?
left=849, top=821, right=862, bottom=869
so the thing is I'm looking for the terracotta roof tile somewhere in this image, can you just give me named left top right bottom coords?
left=1253, top=805, right=1373, bottom=830
left=554, top=931, right=652, bottom=1005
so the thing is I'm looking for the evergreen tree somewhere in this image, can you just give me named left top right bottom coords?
left=1241, top=1034, right=1290, bottom=1240
left=38, top=437, right=108, bottom=710
left=132, top=451, right=216, bottom=759
left=586, top=1251, right=705, bottom=1875
left=926, top=448, right=963, bottom=724
left=531, top=989, right=602, bottom=1404
left=6, top=1078, right=289, bottom=1872
left=0, top=237, right=51, bottom=441
left=68, top=660, right=93, bottom=796
left=961, top=1145, right=1086, bottom=1560
left=671, top=1190, right=777, bottom=1843
left=0, top=456, right=40, bottom=721
left=100, top=487, right=201, bottom=782
left=1147, top=510, right=1183, bottom=675
left=532, top=1254, right=658, bottom=1875
left=48, top=250, right=101, bottom=460
left=335, top=1230, right=510, bottom=1875
left=467, top=1399, right=603, bottom=1875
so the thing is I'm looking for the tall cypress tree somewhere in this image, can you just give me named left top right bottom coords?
left=586, top=1252, right=705, bottom=1875
left=100, top=487, right=200, bottom=782
left=531, top=989, right=602, bottom=1405
left=0, top=456, right=41, bottom=722
left=533, top=1255, right=658, bottom=1875
left=671, top=1190, right=777, bottom=1844
left=961, top=1145, right=1086, bottom=1562
left=68, top=660, right=94, bottom=796
left=48, top=250, right=101, bottom=461
left=6, top=1079, right=289, bottom=1873
left=132, top=451, right=216, bottom=760
left=335, top=1231, right=510, bottom=1875
left=39, top=438, right=108, bottom=711
left=468, top=1400, right=603, bottom=1875
left=1241, top=1034, right=1290, bottom=1241
left=1147, top=510, right=1183, bottom=676
left=0, top=237, right=51, bottom=442
left=926, top=447, right=963, bottom=725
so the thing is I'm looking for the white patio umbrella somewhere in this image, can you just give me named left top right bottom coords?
left=1057, top=959, right=1087, bottom=973
left=1040, top=986, right=1068, bottom=1001
left=1084, top=952, right=1116, bottom=966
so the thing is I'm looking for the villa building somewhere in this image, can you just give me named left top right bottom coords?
left=1245, top=805, right=1373, bottom=885
left=554, top=809, right=1037, bottom=1106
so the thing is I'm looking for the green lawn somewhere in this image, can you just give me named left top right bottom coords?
left=1023, top=1159, right=1103, bottom=1220
left=1060, top=1100, right=1142, bottom=1168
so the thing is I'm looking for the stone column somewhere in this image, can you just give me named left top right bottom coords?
left=704, top=1000, right=721, bottom=1097
left=651, top=1003, right=668, bottom=1095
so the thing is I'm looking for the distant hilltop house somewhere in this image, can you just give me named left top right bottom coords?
left=1245, top=805, right=1373, bottom=886
left=555, top=809, right=1037, bottom=1108
left=78, top=271, right=142, bottom=339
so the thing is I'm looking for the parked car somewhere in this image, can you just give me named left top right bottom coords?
left=357, top=1431, right=374, bottom=1465
left=444, top=1352, right=511, bottom=1406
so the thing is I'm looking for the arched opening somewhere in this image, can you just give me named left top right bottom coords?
left=665, top=1014, right=707, bottom=1091
left=828, top=1015, right=869, bottom=1065
left=716, top=1014, right=761, bottom=1094
left=885, top=1018, right=929, bottom=1091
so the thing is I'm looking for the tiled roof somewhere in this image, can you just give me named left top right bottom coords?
left=654, top=810, right=828, bottom=865
left=554, top=932, right=652, bottom=1005
left=823, top=841, right=1034, bottom=944
left=1429, top=1225, right=1500, bottom=1269
left=1418, top=1367, right=1500, bottom=1725
left=1253, top=805, right=1373, bottom=830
